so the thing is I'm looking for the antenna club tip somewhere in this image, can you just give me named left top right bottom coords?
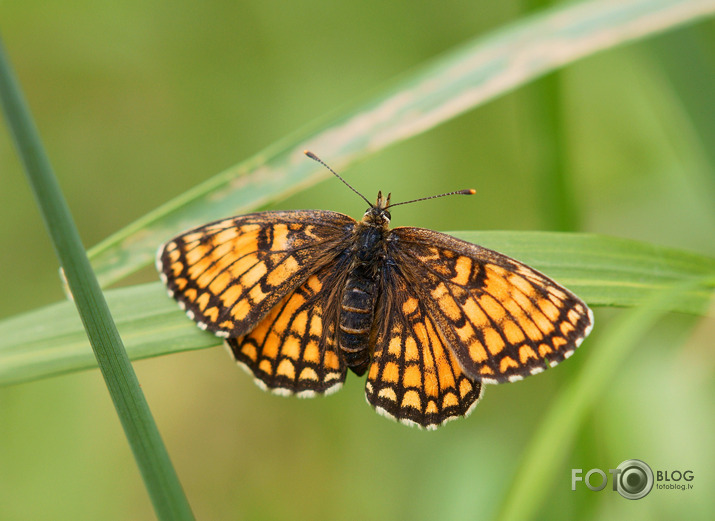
left=304, top=150, right=315, bottom=158
left=463, top=189, right=476, bottom=195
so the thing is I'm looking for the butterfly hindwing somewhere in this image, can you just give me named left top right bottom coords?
left=226, top=262, right=349, bottom=395
left=390, top=227, right=593, bottom=384
left=157, top=210, right=355, bottom=337
left=365, top=266, right=483, bottom=429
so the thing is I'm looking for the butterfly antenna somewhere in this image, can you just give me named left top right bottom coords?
left=304, top=150, right=372, bottom=207
left=389, top=189, right=476, bottom=208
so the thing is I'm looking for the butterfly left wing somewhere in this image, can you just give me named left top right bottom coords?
left=365, top=265, right=483, bottom=429
left=157, top=210, right=355, bottom=337
left=389, top=228, right=593, bottom=384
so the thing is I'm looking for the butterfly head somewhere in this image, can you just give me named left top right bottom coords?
left=362, top=190, right=392, bottom=226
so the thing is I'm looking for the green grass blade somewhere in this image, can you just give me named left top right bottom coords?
left=523, top=0, right=579, bottom=232
left=87, top=0, right=715, bottom=288
left=494, top=276, right=710, bottom=521
left=652, top=24, right=715, bottom=208
left=530, top=71, right=579, bottom=232
left=0, top=38, right=195, bottom=521
left=1, top=232, right=712, bottom=387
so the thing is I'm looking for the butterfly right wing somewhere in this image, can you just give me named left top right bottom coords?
left=157, top=210, right=355, bottom=337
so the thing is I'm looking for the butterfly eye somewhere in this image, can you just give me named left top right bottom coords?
left=383, top=210, right=391, bottom=221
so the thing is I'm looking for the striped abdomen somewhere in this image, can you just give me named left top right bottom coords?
left=339, top=266, right=377, bottom=376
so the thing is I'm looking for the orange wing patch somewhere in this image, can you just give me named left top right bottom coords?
left=157, top=210, right=355, bottom=338
left=226, top=265, right=348, bottom=395
left=365, top=277, right=483, bottom=429
left=392, top=228, right=593, bottom=384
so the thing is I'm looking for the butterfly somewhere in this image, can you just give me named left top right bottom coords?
left=157, top=151, right=593, bottom=429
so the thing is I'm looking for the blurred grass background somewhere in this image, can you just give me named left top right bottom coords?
left=1, top=1, right=713, bottom=520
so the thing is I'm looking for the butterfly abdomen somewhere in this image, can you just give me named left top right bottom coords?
left=339, top=273, right=376, bottom=375
left=339, top=222, right=387, bottom=376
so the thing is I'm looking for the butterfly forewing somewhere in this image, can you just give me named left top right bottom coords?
left=157, top=210, right=355, bottom=337
left=389, top=227, right=594, bottom=384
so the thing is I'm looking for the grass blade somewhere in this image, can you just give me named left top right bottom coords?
left=522, top=0, right=577, bottom=232
left=0, top=37, right=195, bottom=520
left=1, top=232, right=712, bottom=387
left=87, top=0, right=715, bottom=287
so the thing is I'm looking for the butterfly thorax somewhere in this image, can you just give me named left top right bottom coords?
left=338, top=192, right=391, bottom=376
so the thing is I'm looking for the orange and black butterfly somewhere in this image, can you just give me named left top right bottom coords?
left=157, top=151, right=593, bottom=429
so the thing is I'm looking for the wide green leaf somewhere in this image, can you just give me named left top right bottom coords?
left=86, top=0, right=715, bottom=288
left=2, top=232, right=712, bottom=386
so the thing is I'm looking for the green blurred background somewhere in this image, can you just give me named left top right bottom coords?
left=1, top=1, right=713, bottom=520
